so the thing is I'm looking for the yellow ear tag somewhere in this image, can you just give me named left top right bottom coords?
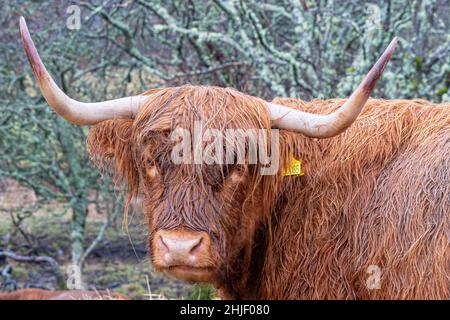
left=283, top=157, right=304, bottom=176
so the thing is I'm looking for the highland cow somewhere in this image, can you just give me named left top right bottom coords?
left=18, top=17, right=450, bottom=299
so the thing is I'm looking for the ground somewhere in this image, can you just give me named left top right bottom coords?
left=0, top=179, right=215, bottom=300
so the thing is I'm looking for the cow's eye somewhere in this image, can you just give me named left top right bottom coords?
left=213, top=166, right=246, bottom=194
left=229, top=170, right=245, bottom=184
left=226, top=165, right=247, bottom=185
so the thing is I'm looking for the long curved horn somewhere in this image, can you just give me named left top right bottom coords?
left=268, top=38, right=397, bottom=138
left=19, top=17, right=148, bottom=125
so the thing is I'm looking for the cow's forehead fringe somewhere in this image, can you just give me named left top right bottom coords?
left=134, top=84, right=271, bottom=134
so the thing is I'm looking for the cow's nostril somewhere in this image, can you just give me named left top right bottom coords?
left=189, top=236, right=203, bottom=254
left=159, top=235, right=170, bottom=253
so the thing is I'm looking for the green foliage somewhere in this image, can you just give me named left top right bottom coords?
left=188, top=284, right=217, bottom=300
left=436, top=86, right=448, bottom=96
left=11, top=266, right=27, bottom=279
left=3, top=1, right=448, bottom=104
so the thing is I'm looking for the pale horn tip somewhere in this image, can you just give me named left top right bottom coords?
left=19, top=16, right=29, bottom=42
left=360, top=37, right=397, bottom=94
left=19, top=16, right=46, bottom=83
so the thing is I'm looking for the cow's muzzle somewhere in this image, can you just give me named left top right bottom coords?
left=152, top=230, right=214, bottom=282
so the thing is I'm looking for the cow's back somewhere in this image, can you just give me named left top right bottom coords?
left=259, top=99, right=450, bottom=299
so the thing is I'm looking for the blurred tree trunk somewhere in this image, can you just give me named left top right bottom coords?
left=70, top=198, right=88, bottom=288
left=57, top=117, right=90, bottom=288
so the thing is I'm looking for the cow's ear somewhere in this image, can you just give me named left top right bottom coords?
left=87, top=119, right=137, bottom=185
left=87, top=119, right=134, bottom=162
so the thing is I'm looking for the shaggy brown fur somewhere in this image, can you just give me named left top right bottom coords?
left=87, top=85, right=450, bottom=299
left=0, top=288, right=129, bottom=300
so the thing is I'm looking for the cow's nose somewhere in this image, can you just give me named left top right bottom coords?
left=160, top=232, right=202, bottom=254
left=154, top=230, right=211, bottom=266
